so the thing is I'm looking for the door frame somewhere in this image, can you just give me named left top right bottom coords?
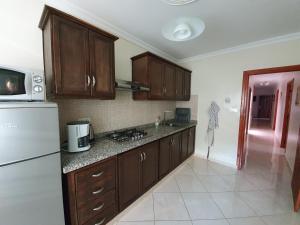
left=280, top=79, right=295, bottom=148
left=237, top=64, right=300, bottom=169
left=272, top=89, right=279, bottom=130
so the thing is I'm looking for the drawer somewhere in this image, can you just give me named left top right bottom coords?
left=82, top=204, right=116, bottom=225
left=76, top=158, right=116, bottom=188
left=78, top=190, right=116, bottom=224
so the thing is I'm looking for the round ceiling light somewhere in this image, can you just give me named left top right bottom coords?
left=161, top=0, right=198, bottom=5
left=162, top=17, right=205, bottom=42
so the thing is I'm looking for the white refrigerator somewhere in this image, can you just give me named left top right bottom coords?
left=0, top=102, right=65, bottom=225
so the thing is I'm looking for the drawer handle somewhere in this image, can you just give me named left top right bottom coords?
left=93, top=203, right=105, bottom=211
left=95, top=217, right=106, bottom=225
left=92, top=171, right=104, bottom=178
left=92, top=187, right=104, bottom=195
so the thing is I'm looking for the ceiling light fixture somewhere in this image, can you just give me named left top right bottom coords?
left=162, top=17, right=205, bottom=42
left=161, top=0, right=198, bottom=6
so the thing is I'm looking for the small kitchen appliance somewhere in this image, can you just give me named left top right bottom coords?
left=67, top=121, right=91, bottom=152
left=175, top=107, right=191, bottom=123
left=0, top=65, right=45, bottom=101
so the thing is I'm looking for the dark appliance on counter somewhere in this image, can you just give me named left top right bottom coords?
left=175, top=108, right=191, bottom=124
left=106, top=128, right=148, bottom=142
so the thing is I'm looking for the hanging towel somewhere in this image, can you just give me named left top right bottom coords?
left=207, top=101, right=220, bottom=159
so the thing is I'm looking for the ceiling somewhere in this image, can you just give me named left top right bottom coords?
left=68, top=0, right=300, bottom=60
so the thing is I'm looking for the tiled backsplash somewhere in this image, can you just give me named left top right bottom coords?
left=176, top=95, right=198, bottom=120
left=55, top=92, right=176, bottom=142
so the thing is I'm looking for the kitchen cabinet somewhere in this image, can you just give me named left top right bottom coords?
left=63, top=157, right=117, bottom=225
left=159, top=136, right=172, bottom=179
left=159, top=133, right=182, bottom=179
left=131, top=52, right=191, bottom=101
left=118, top=141, right=159, bottom=210
left=183, top=71, right=191, bottom=101
left=187, top=127, right=196, bottom=157
left=181, top=129, right=189, bottom=161
left=39, top=6, right=118, bottom=99
left=171, top=132, right=182, bottom=169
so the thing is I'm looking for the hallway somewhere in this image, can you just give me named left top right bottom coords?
left=107, top=122, right=300, bottom=225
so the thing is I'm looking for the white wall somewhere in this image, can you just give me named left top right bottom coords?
left=182, top=39, right=300, bottom=167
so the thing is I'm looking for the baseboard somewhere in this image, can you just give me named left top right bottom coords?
left=194, top=150, right=237, bottom=169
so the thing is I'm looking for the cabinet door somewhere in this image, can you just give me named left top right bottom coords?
left=183, top=72, right=191, bottom=101
left=52, top=15, right=90, bottom=96
left=159, top=136, right=172, bottom=179
left=89, top=31, right=115, bottom=99
left=181, top=129, right=189, bottom=161
left=172, top=133, right=182, bottom=169
left=141, top=142, right=159, bottom=192
left=188, top=127, right=196, bottom=156
left=118, top=149, right=141, bottom=210
left=176, top=68, right=184, bottom=100
left=148, top=58, right=164, bottom=99
left=164, top=63, right=176, bottom=99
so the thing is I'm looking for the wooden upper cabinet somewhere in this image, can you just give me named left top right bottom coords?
left=183, top=71, right=191, bottom=101
left=148, top=57, right=164, bottom=99
left=131, top=52, right=191, bottom=101
left=52, top=15, right=90, bottom=96
left=176, top=68, right=184, bottom=100
left=39, top=5, right=118, bottom=99
left=89, top=31, right=115, bottom=99
left=164, top=63, right=176, bottom=99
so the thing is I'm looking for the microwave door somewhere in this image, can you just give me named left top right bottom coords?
left=0, top=68, right=29, bottom=101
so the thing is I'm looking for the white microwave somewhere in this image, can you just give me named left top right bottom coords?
left=0, top=66, right=45, bottom=101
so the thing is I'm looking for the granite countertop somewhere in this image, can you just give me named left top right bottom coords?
left=61, top=121, right=197, bottom=174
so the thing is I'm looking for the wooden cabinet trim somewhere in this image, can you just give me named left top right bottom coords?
left=40, top=5, right=118, bottom=41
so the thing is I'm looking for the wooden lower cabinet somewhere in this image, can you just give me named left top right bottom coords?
left=159, top=132, right=182, bottom=179
left=63, top=127, right=196, bottom=225
left=118, top=141, right=159, bottom=211
left=63, top=157, right=117, bottom=225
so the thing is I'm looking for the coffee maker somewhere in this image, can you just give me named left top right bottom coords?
left=67, top=121, right=91, bottom=152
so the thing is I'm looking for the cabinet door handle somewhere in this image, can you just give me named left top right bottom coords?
left=93, top=203, right=105, bottom=211
left=143, top=152, right=147, bottom=160
left=87, top=75, right=91, bottom=86
left=92, top=76, right=96, bottom=87
left=92, top=187, right=104, bottom=195
left=140, top=153, right=144, bottom=162
left=92, top=171, right=104, bottom=178
left=95, top=218, right=106, bottom=225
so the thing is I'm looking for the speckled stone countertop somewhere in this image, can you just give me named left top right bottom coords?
left=61, top=121, right=197, bottom=174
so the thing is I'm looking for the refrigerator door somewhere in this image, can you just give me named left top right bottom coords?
left=0, top=102, right=60, bottom=166
left=0, top=153, right=65, bottom=225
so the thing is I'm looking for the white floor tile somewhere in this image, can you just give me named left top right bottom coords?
left=155, top=221, right=193, bottom=225
left=119, top=194, right=154, bottom=221
left=182, top=193, right=224, bottom=220
left=153, top=177, right=180, bottom=193
left=227, top=217, right=265, bottom=225
left=261, top=212, right=300, bottom=225
left=175, top=175, right=207, bottom=192
left=192, top=219, right=229, bottom=225
left=117, top=222, right=154, bottom=225
left=153, top=193, right=190, bottom=220
left=208, top=162, right=238, bottom=175
left=211, top=192, right=256, bottom=218
left=220, top=175, right=258, bottom=191
left=197, top=175, right=234, bottom=192
left=238, top=190, right=293, bottom=216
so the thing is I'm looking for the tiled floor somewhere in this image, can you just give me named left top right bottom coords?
left=108, top=124, right=300, bottom=225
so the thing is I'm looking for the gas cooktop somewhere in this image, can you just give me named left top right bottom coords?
left=106, top=128, right=148, bottom=142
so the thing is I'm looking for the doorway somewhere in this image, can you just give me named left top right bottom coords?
left=237, top=65, right=300, bottom=169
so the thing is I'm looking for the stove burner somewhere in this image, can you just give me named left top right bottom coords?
left=106, top=128, right=148, bottom=142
